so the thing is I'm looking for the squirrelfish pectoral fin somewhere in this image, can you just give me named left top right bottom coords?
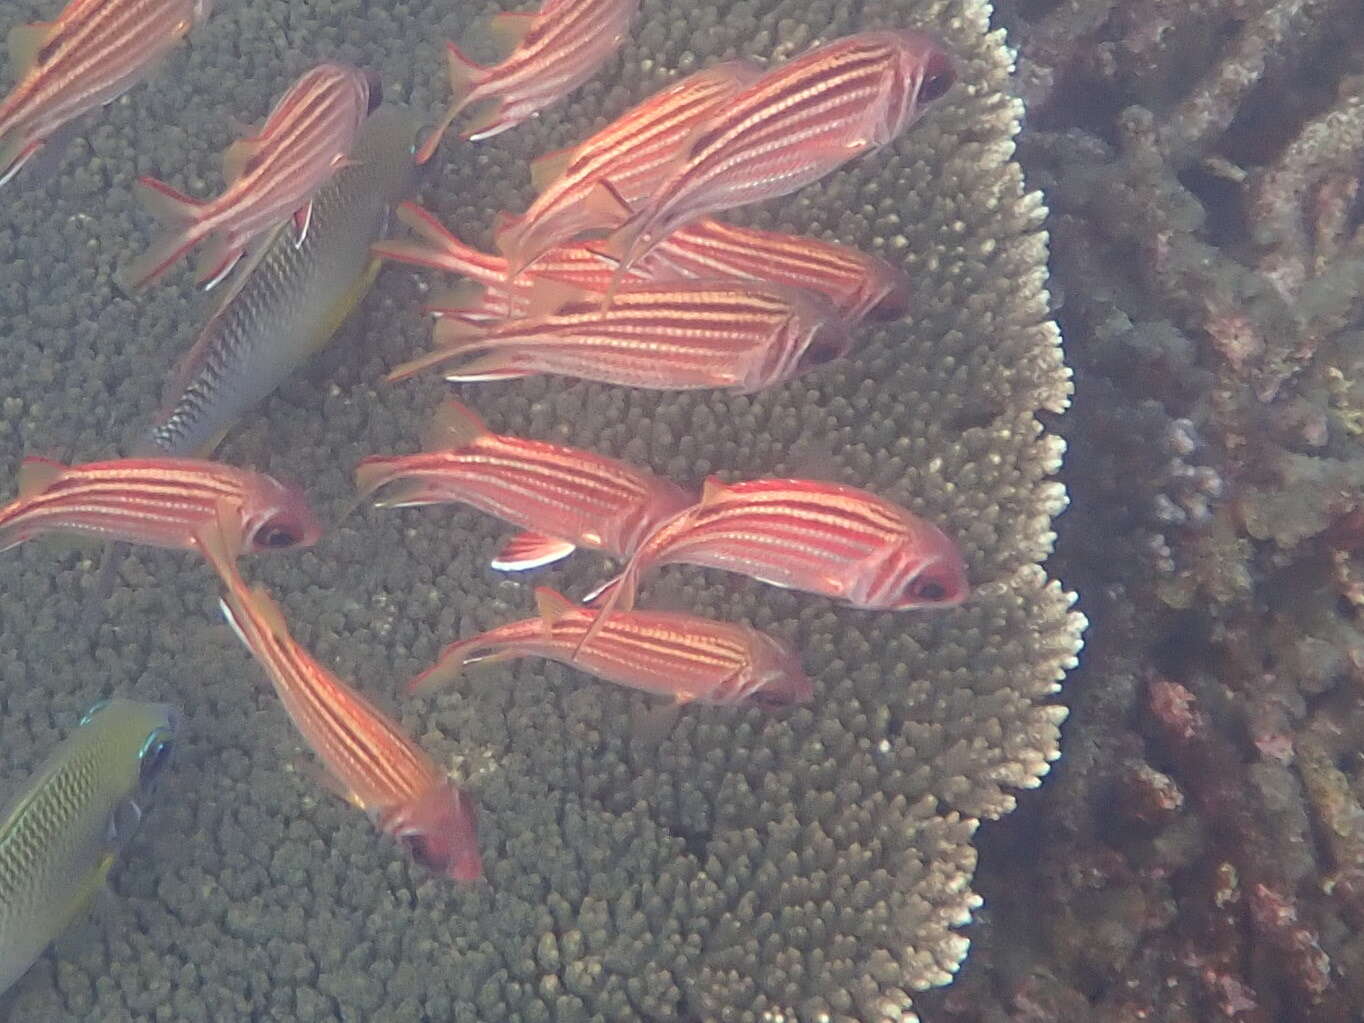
left=493, top=532, right=575, bottom=571
left=486, top=10, right=536, bottom=52
left=17, top=455, right=65, bottom=497
left=7, top=21, right=58, bottom=72
left=288, top=753, right=368, bottom=811
left=528, top=144, right=575, bottom=194
left=422, top=398, right=489, bottom=452
left=533, top=586, right=574, bottom=632
left=525, top=278, right=586, bottom=318
left=196, top=498, right=245, bottom=583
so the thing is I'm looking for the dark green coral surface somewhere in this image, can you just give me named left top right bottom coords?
left=0, top=0, right=1078, bottom=1019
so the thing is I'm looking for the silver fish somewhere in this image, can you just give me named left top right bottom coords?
left=0, top=698, right=178, bottom=995
left=136, top=105, right=422, bottom=456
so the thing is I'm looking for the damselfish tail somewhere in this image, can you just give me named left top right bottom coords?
left=119, top=176, right=208, bottom=290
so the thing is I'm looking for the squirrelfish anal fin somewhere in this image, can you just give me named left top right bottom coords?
left=491, top=532, right=575, bottom=571
left=7, top=21, right=59, bottom=72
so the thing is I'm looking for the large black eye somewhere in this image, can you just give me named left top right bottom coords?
left=918, top=54, right=956, bottom=103
left=365, top=71, right=384, bottom=113
left=256, top=523, right=301, bottom=549
left=139, top=731, right=174, bottom=786
left=909, top=577, right=949, bottom=602
left=749, top=689, right=793, bottom=710
left=402, top=833, right=448, bottom=872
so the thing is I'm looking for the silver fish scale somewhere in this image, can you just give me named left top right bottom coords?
left=140, top=106, right=420, bottom=457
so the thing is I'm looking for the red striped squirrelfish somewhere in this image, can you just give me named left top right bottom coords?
left=371, top=201, right=664, bottom=324
left=633, top=218, right=911, bottom=324
left=355, top=398, right=692, bottom=571
left=0, top=0, right=212, bottom=187
left=121, top=62, right=376, bottom=291
left=598, top=30, right=956, bottom=280
left=409, top=586, right=812, bottom=712
left=384, top=279, right=852, bottom=393
left=492, top=60, right=761, bottom=278
left=580, top=476, right=968, bottom=649
left=417, top=0, right=638, bottom=161
left=0, top=456, right=320, bottom=568
left=216, top=573, right=482, bottom=881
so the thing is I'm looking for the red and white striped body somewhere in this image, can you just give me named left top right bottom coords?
left=218, top=576, right=482, bottom=882
left=384, top=279, right=851, bottom=393
left=0, top=455, right=319, bottom=558
left=494, top=61, right=761, bottom=277
left=585, top=477, right=968, bottom=642
left=606, top=30, right=956, bottom=275
left=646, top=218, right=912, bottom=324
left=0, top=0, right=212, bottom=186
left=124, top=62, right=373, bottom=289
left=355, top=399, right=691, bottom=571
left=410, top=587, right=812, bottom=710
left=418, top=0, right=638, bottom=159
left=371, top=202, right=664, bottom=323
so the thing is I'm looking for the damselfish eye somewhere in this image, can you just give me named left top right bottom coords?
left=138, top=730, right=174, bottom=786
left=917, top=54, right=956, bottom=103
left=749, top=689, right=794, bottom=710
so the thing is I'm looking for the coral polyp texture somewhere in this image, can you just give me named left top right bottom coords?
left=0, top=0, right=1079, bottom=1020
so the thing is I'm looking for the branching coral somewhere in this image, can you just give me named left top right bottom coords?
left=0, top=0, right=1078, bottom=1019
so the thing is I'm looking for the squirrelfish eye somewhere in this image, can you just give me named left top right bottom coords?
left=401, top=832, right=448, bottom=873
left=138, top=730, right=174, bottom=786
left=917, top=54, right=956, bottom=103
left=255, top=522, right=302, bottom=549
left=908, top=576, right=950, bottom=602
left=79, top=699, right=111, bottom=726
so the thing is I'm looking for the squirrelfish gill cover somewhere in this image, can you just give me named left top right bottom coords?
left=0, top=699, right=178, bottom=995
left=581, top=476, right=968, bottom=648
left=0, top=455, right=320, bottom=565
left=492, top=60, right=761, bottom=277
left=356, top=398, right=692, bottom=571
left=0, top=0, right=212, bottom=187
left=418, top=0, right=638, bottom=160
left=384, top=279, right=852, bottom=394
left=122, top=61, right=376, bottom=290
left=138, top=106, right=421, bottom=458
left=410, top=586, right=813, bottom=711
left=217, top=574, right=482, bottom=882
left=600, top=30, right=956, bottom=278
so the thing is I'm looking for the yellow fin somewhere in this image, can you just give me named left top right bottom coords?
left=427, top=280, right=491, bottom=316
left=534, top=586, right=573, bottom=632
left=529, top=145, right=574, bottom=193
left=423, top=398, right=488, bottom=451
left=17, top=455, right=64, bottom=497
left=8, top=22, right=58, bottom=72
left=221, top=138, right=261, bottom=184
left=486, top=10, right=536, bottom=52
left=246, top=583, right=291, bottom=636
left=461, top=98, right=506, bottom=140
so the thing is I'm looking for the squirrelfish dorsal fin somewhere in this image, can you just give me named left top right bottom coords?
left=528, top=145, right=575, bottom=193
left=534, top=586, right=573, bottom=631
left=423, top=398, right=488, bottom=452
left=8, top=22, right=58, bottom=73
left=699, top=475, right=728, bottom=504
left=17, top=455, right=65, bottom=498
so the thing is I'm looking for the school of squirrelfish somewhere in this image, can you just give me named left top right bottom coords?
left=0, top=0, right=962, bottom=992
